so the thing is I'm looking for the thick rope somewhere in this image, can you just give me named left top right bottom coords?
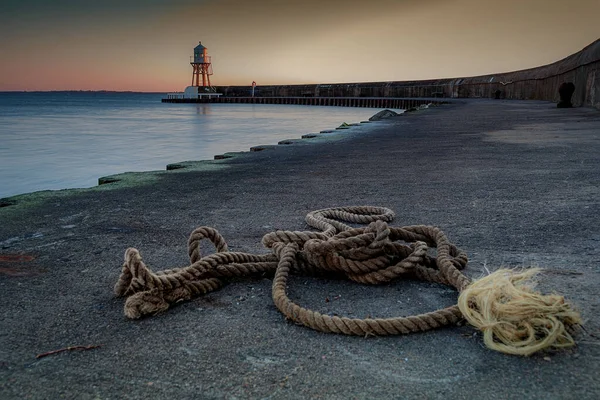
left=114, top=206, right=580, bottom=355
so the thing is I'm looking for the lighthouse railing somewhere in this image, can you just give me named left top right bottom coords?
left=165, top=92, right=185, bottom=100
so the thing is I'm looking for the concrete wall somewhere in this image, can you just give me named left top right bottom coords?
left=216, top=39, right=600, bottom=109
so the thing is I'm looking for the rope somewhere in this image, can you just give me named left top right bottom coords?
left=114, top=206, right=580, bottom=355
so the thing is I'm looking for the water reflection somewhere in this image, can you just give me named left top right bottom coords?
left=195, top=104, right=210, bottom=115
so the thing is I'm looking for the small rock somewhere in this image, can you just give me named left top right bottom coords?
left=369, top=109, right=399, bottom=121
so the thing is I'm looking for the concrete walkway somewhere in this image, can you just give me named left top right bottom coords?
left=1, top=100, right=599, bottom=399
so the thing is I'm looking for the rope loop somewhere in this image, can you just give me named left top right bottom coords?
left=188, top=226, right=228, bottom=263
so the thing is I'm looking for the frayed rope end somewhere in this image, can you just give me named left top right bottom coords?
left=458, top=268, right=582, bottom=356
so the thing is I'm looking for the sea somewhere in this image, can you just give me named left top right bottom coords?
left=0, top=92, right=394, bottom=199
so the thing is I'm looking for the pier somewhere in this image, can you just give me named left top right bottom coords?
left=161, top=96, right=443, bottom=109
left=161, top=39, right=599, bottom=109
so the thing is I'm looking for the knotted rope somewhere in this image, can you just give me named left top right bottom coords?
left=114, top=206, right=580, bottom=355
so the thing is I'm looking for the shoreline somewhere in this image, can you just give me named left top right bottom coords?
left=0, top=105, right=417, bottom=207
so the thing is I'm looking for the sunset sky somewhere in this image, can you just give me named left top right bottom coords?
left=1, top=0, right=599, bottom=92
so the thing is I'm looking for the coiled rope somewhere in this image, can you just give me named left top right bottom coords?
left=114, top=206, right=580, bottom=355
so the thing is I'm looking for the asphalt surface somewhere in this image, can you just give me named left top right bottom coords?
left=1, top=99, right=599, bottom=399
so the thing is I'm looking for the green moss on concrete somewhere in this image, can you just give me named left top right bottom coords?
left=0, top=161, right=229, bottom=214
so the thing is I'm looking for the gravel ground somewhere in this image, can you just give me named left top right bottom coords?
left=1, top=99, right=599, bottom=399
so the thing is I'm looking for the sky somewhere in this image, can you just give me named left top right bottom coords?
left=1, top=0, right=599, bottom=92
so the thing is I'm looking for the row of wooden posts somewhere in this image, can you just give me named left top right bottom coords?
left=161, top=96, right=443, bottom=109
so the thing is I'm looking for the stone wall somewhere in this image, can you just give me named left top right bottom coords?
left=216, top=39, right=600, bottom=109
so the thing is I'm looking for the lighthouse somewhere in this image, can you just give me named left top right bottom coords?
left=191, top=42, right=213, bottom=87
left=163, top=41, right=222, bottom=101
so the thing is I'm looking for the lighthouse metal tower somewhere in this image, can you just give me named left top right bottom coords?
left=191, top=42, right=213, bottom=88
left=162, top=41, right=222, bottom=101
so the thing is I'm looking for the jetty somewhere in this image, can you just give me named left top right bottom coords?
left=163, top=39, right=599, bottom=109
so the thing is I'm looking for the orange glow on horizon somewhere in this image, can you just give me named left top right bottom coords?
left=1, top=0, right=599, bottom=92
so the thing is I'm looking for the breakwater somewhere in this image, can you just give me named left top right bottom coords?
left=214, top=39, right=600, bottom=109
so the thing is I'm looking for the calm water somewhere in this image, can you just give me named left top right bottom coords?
left=0, top=92, right=392, bottom=199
